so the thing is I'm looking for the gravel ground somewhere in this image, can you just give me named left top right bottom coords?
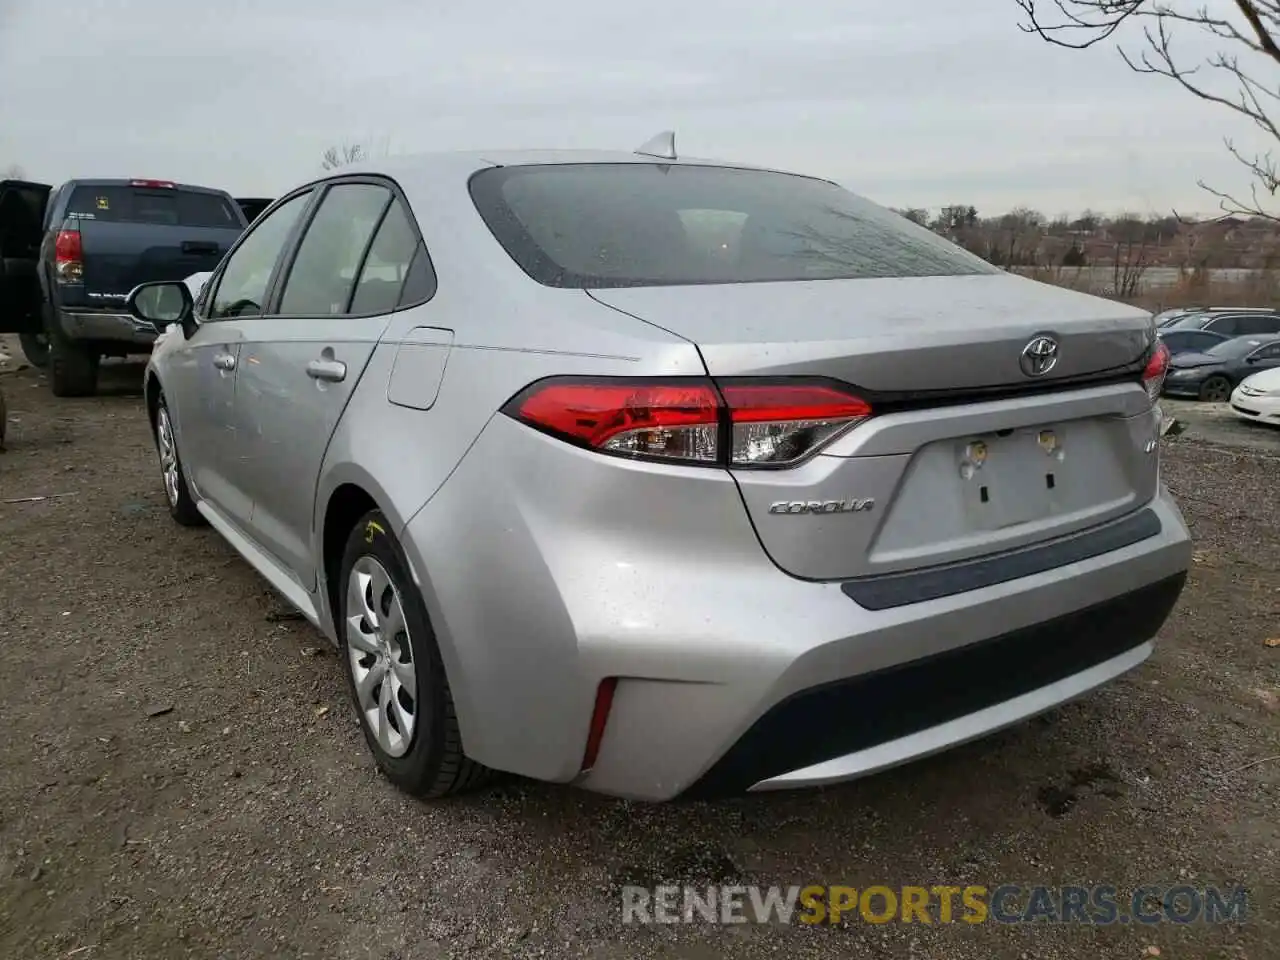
left=1, top=339, right=1277, bottom=960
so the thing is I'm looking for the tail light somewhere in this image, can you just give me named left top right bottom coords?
left=129, top=179, right=176, bottom=189
left=54, top=227, right=83, bottom=284
left=1142, top=340, right=1170, bottom=404
left=501, top=376, right=873, bottom=468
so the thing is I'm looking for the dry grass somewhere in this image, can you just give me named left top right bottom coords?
left=1024, top=266, right=1280, bottom=312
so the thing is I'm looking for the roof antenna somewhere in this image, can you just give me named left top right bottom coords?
left=634, top=130, right=676, bottom=160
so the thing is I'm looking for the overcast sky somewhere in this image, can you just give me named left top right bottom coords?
left=0, top=0, right=1271, bottom=217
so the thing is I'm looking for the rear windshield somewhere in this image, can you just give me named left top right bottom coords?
left=469, top=163, right=1001, bottom=288
left=65, top=185, right=243, bottom=229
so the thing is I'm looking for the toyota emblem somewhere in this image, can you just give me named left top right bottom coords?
left=1020, top=335, right=1059, bottom=377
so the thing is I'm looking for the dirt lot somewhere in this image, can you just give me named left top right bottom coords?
left=1, top=337, right=1278, bottom=960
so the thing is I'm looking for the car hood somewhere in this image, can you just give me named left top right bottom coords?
left=1239, top=366, right=1280, bottom=391
left=1169, top=352, right=1223, bottom=369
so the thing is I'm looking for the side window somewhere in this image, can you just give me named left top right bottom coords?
left=1206, top=316, right=1240, bottom=336
left=350, top=199, right=422, bottom=315
left=1254, top=343, right=1280, bottom=360
left=1238, top=315, right=1280, bottom=336
left=398, top=244, right=436, bottom=307
left=208, top=192, right=312, bottom=320
left=277, top=183, right=390, bottom=316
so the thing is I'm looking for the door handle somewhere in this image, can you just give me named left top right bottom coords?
left=306, top=358, right=347, bottom=383
left=212, top=352, right=236, bottom=371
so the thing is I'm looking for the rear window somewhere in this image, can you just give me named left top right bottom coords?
left=65, top=185, right=243, bottom=228
left=469, top=163, right=1000, bottom=288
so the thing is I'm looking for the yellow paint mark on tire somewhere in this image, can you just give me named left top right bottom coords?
left=364, top=520, right=386, bottom=544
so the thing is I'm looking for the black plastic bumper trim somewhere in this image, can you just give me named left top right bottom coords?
left=682, top=572, right=1186, bottom=799
left=841, top=508, right=1162, bottom=611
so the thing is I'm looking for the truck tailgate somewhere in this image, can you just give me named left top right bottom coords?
left=77, top=220, right=240, bottom=307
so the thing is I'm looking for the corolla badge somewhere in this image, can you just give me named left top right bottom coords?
left=768, top=498, right=875, bottom=515
left=1020, top=335, right=1060, bottom=377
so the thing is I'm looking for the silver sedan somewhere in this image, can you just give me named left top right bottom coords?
left=127, top=142, right=1192, bottom=801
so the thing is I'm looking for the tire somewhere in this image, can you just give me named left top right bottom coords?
left=1198, top=375, right=1232, bottom=403
left=18, top=332, right=49, bottom=369
left=154, top=396, right=205, bottom=527
left=48, top=324, right=99, bottom=398
left=337, top=509, right=491, bottom=798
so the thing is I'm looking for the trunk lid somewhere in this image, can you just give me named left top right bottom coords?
left=589, top=273, right=1162, bottom=583
left=589, top=273, right=1151, bottom=390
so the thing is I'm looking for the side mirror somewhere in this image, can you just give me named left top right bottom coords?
left=126, top=280, right=196, bottom=339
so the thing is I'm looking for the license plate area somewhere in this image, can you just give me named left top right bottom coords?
left=959, top=426, right=1067, bottom=530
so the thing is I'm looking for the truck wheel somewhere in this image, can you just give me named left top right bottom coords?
left=19, top=333, right=49, bottom=369
left=48, top=336, right=99, bottom=398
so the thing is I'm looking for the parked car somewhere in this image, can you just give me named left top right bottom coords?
left=1162, top=334, right=1280, bottom=402
left=1229, top=366, right=1280, bottom=426
left=0, top=177, right=248, bottom=395
left=1156, top=328, right=1230, bottom=356
left=124, top=146, right=1191, bottom=802
left=1153, top=306, right=1277, bottom=328
left=1163, top=309, right=1280, bottom=337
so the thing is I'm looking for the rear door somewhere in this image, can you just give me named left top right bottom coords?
left=0, top=179, right=52, bottom=334
left=231, top=178, right=427, bottom=589
left=62, top=182, right=245, bottom=310
left=1202, top=314, right=1249, bottom=336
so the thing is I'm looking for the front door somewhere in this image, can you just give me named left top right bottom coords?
left=232, top=181, right=421, bottom=589
left=167, top=189, right=317, bottom=530
left=160, top=321, right=245, bottom=517
left=0, top=179, right=52, bottom=335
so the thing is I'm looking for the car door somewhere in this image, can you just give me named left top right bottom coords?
left=230, top=178, right=422, bottom=589
left=1244, top=341, right=1280, bottom=376
left=160, top=189, right=316, bottom=529
left=0, top=179, right=52, bottom=334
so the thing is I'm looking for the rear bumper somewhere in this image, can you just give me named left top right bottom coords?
left=692, top=574, right=1182, bottom=796
left=57, top=310, right=157, bottom=346
left=403, top=415, right=1194, bottom=802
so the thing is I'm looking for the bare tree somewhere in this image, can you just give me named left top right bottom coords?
left=2, top=164, right=25, bottom=179
left=1016, top=1, right=1280, bottom=219
left=894, top=207, right=932, bottom=226
left=1108, top=213, right=1152, bottom=297
left=320, top=142, right=366, bottom=171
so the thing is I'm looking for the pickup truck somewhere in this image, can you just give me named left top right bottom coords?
left=0, top=177, right=250, bottom=396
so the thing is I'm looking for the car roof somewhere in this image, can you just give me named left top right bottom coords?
left=373, top=147, right=803, bottom=175
left=325, top=146, right=834, bottom=197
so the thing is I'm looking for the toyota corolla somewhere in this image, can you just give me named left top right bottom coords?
left=125, top=141, right=1192, bottom=801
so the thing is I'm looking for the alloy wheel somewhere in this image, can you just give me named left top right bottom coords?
left=1201, top=377, right=1231, bottom=403
left=156, top=407, right=180, bottom=507
left=346, top=556, right=418, bottom=758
